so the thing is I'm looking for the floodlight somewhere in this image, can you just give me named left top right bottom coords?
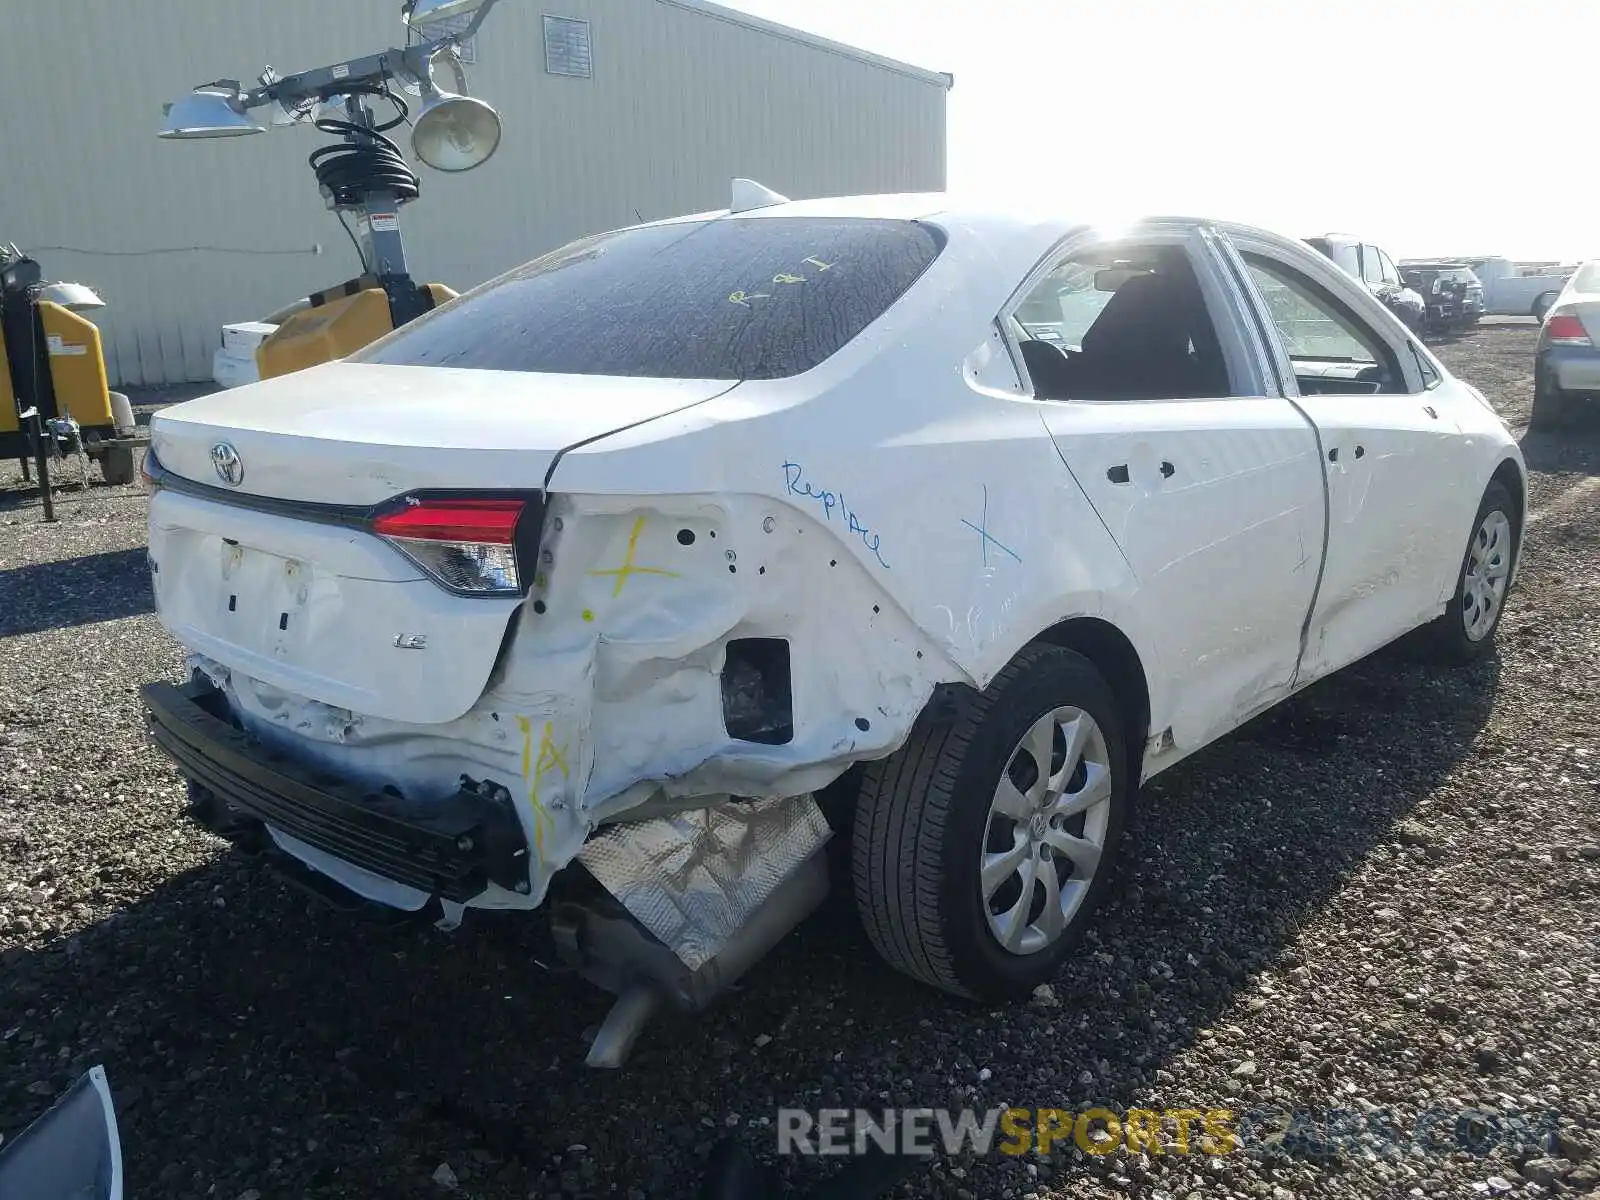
left=159, top=87, right=265, bottom=138
left=38, top=283, right=106, bottom=312
left=413, top=89, right=501, bottom=171
left=404, top=0, right=488, bottom=26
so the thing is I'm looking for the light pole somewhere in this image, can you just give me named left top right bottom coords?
left=158, top=0, right=506, bottom=327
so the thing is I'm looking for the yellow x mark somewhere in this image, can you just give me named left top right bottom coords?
left=588, top=515, right=680, bottom=597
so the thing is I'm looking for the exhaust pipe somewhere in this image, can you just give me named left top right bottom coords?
left=552, top=847, right=831, bottom=1069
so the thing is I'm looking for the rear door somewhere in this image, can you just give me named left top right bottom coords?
left=1217, top=232, right=1473, bottom=680
left=1018, top=223, right=1326, bottom=755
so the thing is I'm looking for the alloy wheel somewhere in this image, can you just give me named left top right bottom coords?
left=1463, top=509, right=1512, bottom=642
left=980, top=706, right=1113, bottom=955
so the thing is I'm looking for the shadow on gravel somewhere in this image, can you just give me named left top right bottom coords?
left=0, top=646, right=1503, bottom=1199
left=1520, top=411, right=1600, bottom=476
left=0, top=549, right=154, bottom=637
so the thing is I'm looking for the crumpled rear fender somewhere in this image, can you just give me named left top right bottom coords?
left=494, top=490, right=956, bottom=821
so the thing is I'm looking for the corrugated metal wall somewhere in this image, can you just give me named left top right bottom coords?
left=3, top=0, right=948, bottom=386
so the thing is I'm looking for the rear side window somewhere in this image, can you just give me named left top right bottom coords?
left=1361, top=246, right=1384, bottom=285
left=355, top=217, right=944, bottom=380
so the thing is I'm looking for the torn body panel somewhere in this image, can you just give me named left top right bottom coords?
left=191, top=489, right=950, bottom=907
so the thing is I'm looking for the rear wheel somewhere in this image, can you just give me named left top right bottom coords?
left=1532, top=363, right=1568, bottom=430
left=1418, top=480, right=1518, bottom=666
left=98, top=445, right=136, bottom=486
left=851, top=644, right=1129, bottom=1001
left=1531, top=293, right=1557, bottom=321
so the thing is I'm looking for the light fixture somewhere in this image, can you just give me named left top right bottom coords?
left=403, top=0, right=488, bottom=26
left=37, top=283, right=106, bottom=312
left=412, top=85, right=501, bottom=172
left=158, top=86, right=265, bottom=139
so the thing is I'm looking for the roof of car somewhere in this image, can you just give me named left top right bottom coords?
left=644, top=189, right=1259, bottom=244
left=619, top=192, right=1332, bottom=290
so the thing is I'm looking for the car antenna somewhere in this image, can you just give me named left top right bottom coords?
left=729, top=177, right=789, bottom=214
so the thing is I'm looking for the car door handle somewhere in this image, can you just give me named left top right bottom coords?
left=1106, top=464, right=1130, bottom=484
left=1354, top=444, right=1365, bottom=459
left=1159, top=460, right=1175, bottom=478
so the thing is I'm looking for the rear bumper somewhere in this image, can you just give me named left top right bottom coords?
left=141, top=676, right=530, bottom=903
left=1541, top=344, right=1600, bottom=394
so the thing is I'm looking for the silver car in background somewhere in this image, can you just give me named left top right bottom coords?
left=1533, top=260, right=1600, bottom=428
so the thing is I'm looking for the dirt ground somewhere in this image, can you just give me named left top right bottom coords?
left=1, top=321, right=1597, bottom=1199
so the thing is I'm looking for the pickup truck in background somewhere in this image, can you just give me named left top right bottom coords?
left=1459, top=257, right=1572, bottom=320
left=1306, top=233, right=1428, bottom=333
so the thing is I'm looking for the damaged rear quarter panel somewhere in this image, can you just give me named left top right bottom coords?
left=501, top=490, right=947, bottom=823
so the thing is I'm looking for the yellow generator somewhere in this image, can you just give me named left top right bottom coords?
left=1, top=248, right=145, bottom=486
left=255, top=273, right=457, bottom=381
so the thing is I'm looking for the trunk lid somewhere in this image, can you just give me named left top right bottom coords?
left=150, top=361, right=730, bottom=506
left=148, top=362, right=731, bottom=725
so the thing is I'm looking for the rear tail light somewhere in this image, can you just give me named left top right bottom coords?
left=371, top=497, right=527, bottom=596
left=139, top=446, right=162, bottom=489
left=1546, top=313, right=1592, bottom=345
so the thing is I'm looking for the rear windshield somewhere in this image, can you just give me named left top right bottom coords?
left=1573, top=262, right=1600, bottom=292
left=354, top=217, right=944, bottom=380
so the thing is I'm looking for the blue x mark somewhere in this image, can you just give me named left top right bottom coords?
left=961, top=484, right=1022, bottom=567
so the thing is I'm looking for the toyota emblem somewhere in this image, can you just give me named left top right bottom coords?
left=210, top=442, right=244, bottom=487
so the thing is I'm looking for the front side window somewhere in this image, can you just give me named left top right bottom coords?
left=1011, top=242, right=1235, bottom=402
left=1378, top=250, right=1401, bottom=286
left=355, top=217, right=944, bottom=380
left=1242, top=253, right=1405, bottom=396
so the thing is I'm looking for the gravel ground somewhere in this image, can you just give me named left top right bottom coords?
left=2, top=322, right=1598, bottom=1199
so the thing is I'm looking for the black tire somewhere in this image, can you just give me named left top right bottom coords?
left=1418, top=480, right=1519, bottom=666
left=99, top=445, right=136, bottom=486
left=851, top=643, right=1130, bottom=1001
left=1531, top=363, right=1568, bottom=430
left=1531, top=293, right=1557, bottom=321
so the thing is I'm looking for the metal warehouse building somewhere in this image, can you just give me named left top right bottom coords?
left=3, top=0, right=950, bottom=387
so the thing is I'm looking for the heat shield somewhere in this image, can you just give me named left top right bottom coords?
left=577, top=794, right=831, bottom=971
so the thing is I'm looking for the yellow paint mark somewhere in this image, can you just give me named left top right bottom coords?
left=728, top=290, right=770, bottom=306
left=581, top=608, right=594, bottom=622
left=803, top=256, right=835, bottom=272
left=518, top=717, right=571, bottom=862
left=588, top=515, right=679, bottom=597
left=534, top=723, right=570, bottom=779
left=772, top=272, right=806, bottom=285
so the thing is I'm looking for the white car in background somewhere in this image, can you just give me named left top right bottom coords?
left=138, top=192, right=1525, bottom=1064
left=1533, top=258, right=1600, bottom=427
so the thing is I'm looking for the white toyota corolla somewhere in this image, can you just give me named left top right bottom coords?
left=140, top=190, right=1524, bottom=1063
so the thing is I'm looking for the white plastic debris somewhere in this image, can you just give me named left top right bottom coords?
left=431, top=1163, right=459, bottom=1190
